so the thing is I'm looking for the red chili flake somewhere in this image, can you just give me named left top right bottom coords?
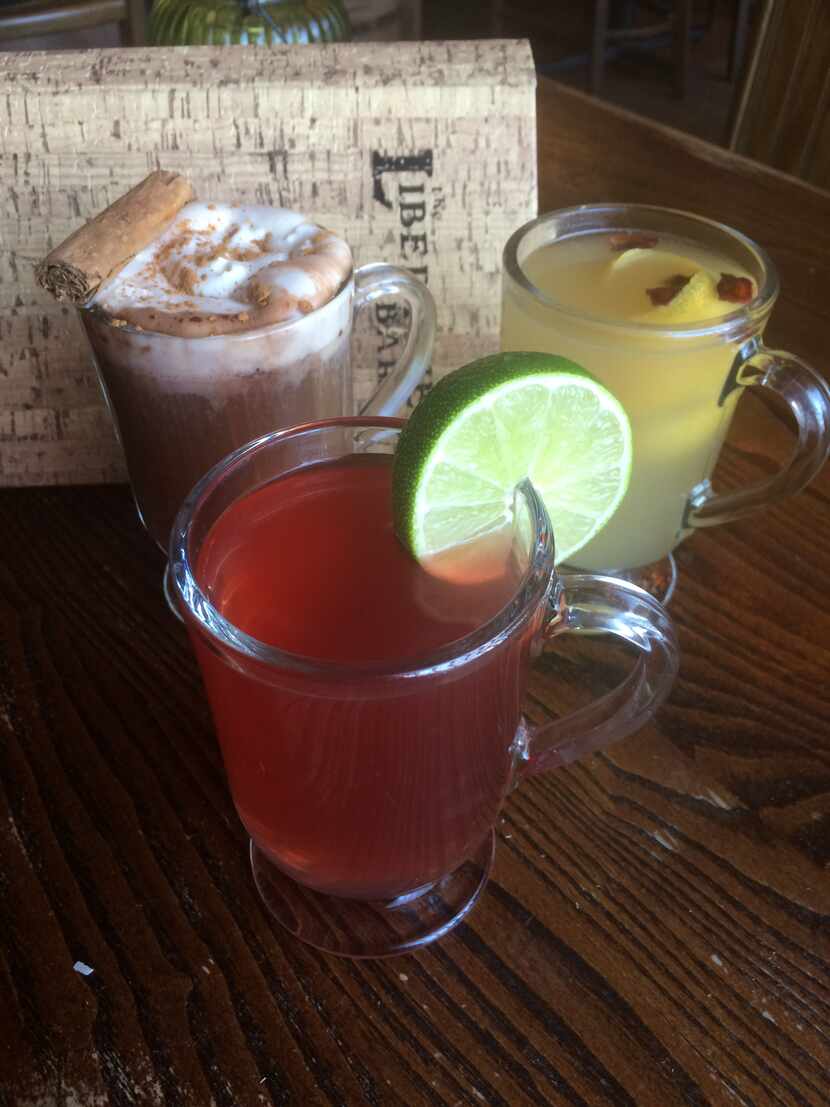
left=609, top=232, right=659, bottom=252
left=717, top=273, right=753, bottom=303
left=647, top=273, right=690, bottom=306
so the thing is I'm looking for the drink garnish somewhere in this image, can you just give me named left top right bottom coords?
left=646, top=274, right=691, bottom=306
left=604, top=239, right=755, bottom=320
left=35, top=170, right=194, bottom=305
left=717, top=273, right=754, bottom=303
left=609, top=232, right=658, bottom=251
left=392, top=352, right=632, bottom=568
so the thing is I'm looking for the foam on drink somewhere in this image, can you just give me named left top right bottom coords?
left=92, top=202, right=353, bottom=337
left=80, top=202, right=356, bottom=546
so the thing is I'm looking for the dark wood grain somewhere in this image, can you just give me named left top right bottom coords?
left=2, top=79, right=830, bottom=1106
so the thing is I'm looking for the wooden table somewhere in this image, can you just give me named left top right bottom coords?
left=2, top=78, right=829, bottom=1106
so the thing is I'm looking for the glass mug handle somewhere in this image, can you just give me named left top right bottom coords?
left=353, top=262, right=436, bottom=416
left=513, top=574, right=679, bottom=780
left=684, top=339, right=830, bottom=528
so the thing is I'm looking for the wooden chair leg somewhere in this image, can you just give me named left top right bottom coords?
left=591, top=0, right=610, bottom=96
left=673, top=0, right=692, bottom=99
left=729, top=0, right=754, bottom=81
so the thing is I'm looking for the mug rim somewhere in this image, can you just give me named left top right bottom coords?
left=169, top=416, right=556, bottom=680
left=78, top=267, right=355, bottom=342
left=503, top=203, right=779, bottom=340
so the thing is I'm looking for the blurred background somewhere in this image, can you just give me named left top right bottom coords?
left=1, top=1, right=827, bottom=188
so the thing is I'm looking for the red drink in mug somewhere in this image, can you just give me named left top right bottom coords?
left=194, top=452, right=529, bottom=901
left=170, top=418, right=678, bottom=957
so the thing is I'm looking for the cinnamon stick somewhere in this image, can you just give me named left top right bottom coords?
left=36, top=170, right=194, bottom=305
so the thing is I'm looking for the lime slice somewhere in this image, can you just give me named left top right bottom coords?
left=393, top=352, right=632, bottom=565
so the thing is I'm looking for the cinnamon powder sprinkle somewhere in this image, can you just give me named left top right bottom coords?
left=189, top=224, right=269, bottom=268
left=154, top=223, right=194, bottom=268
left=226, top=245, right=264, bottom=262
left=176, top=265, right=198, bottom=297
left=248, top=280, right=272, bottom=306
left=298, top=299, right=314, bottom=314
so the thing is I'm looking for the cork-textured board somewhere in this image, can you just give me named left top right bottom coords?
left=0, top=40, right=537, bottom=487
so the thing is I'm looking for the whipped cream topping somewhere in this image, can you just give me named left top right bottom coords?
left=92, top=202, right=353, bottom=337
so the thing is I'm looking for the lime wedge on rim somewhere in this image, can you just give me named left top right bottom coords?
left=393, top=352, right=632, bottom=565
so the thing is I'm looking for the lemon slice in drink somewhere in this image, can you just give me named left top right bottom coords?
left=393, top=352, right=632, bottom=565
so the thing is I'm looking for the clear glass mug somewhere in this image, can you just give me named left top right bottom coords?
left=502, top=204, right=830, bottom=601
left=168, top=416, right=679, bottom=958
left=81, top=263, right=434, bottom=550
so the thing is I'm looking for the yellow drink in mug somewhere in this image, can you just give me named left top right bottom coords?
left=501, top=205, right=830, bottom=599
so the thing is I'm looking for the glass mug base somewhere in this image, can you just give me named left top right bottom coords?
left=250, top=832, right=496, bottom=959
left=563, top=553, right=678, bottom=605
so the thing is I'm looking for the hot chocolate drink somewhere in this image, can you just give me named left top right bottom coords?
left=81, top=201, right=356, bottom=548
left=38, top=172, right=434, bottom=551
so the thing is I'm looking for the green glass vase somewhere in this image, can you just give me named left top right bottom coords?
left=149, top=0, right=352, bottom=46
